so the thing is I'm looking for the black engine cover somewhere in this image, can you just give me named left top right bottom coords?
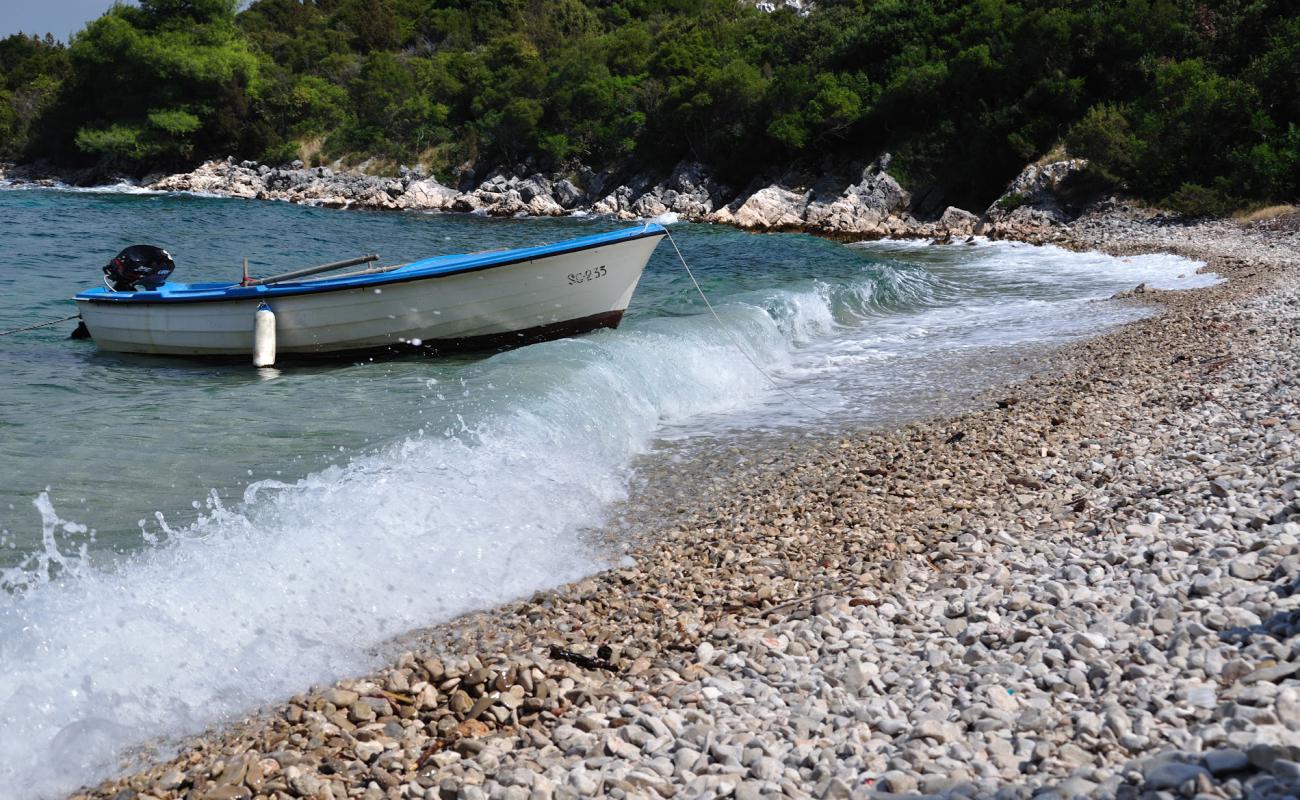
left=104, top=245, right=176, bottom=291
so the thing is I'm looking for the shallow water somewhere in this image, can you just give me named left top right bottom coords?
left=0, top=186, right=1215, bottom=798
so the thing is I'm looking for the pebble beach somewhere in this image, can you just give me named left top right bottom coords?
left=63, top=208, right=1300, bottom=800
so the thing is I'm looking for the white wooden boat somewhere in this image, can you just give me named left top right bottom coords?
left=74, top=224, right=666, bottom=359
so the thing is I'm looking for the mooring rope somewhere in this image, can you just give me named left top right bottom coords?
left=0, top=313, right=80, bottom=337
left=661, top=227, right=832, bottom=418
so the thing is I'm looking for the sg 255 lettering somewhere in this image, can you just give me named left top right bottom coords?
left=567, top=265, right=608, bottom=285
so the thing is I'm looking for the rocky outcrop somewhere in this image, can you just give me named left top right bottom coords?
left=627, top=162, right=730, bottom=219
left=589, top=185, right=638, bottom=217
left=804, top=167, right=912, bottom=235
left=998, top=157, right=1088, bottom=203
left=589, top=171, right=656, bottom=218
left=749, top=0, right=812, bottom=15
left=710, top=185, right=811, bottom=229
left=118, top=155, right=986, bottom=240
left=455, top=172, right=566, bottom=217
left=938, top=205, right=980, bottom=235
left=153, top=159, right=411, bottom=209
left=395, top=177, right=459, bottom=211
left=0, top=158, right=127, bottom=187
left=708, top=164, right=915, bottom=236
left=982, top=158, right=1090, bottom=242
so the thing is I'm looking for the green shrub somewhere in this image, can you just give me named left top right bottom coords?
left=147, top=108, right=202, bottom=136
left=1064, top=104, right=1139, bottom=178
left=0, top=35, right=70, bottom=158
left=1162, top=183, right=1237, bottom=219
left=75, top=123, right=146, bottom=160
left=995, top=192, right=1030, bottom=212
left=259, top=139, right=300, bottom=166
left=1132, top=60, right=1261, bottom=198
left=1058, top=161, right=1124, bottom=203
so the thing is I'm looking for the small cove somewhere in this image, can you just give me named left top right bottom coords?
left=0, top=186, right=1216, bottom=797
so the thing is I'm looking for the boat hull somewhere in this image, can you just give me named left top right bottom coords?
left=76, top=232, right=662, bottom=357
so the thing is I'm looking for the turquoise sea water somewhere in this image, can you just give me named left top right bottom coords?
left=0, top=186, right=1215, bottom=797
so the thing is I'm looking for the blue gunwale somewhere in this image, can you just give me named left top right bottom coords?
left=76, top=223, right=666, bottom=305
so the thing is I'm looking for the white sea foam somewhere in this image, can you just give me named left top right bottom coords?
left=854, top=237, right=1217, bottom=292
left=0, top=298, right=789, bottom=798
left=53, top=180, right=164, bottom=195
left=0, top=179, right=192, bottom=197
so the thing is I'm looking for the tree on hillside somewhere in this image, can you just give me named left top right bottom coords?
left=0, top=33, right=71, bottom=159
left=43, top=0, right=263, bottom=168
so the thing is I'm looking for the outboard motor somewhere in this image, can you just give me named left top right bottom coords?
left=103, top=245, right=175, bottom=291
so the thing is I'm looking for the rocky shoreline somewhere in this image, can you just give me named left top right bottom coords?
left=44, top=197, right=1300, bottom=800
left=0, top=155, right=1093, bottom=245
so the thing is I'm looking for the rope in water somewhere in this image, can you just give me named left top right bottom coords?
left=0, top=313, right=80, bottom=337
left=661, top=227, right=831, bottom=418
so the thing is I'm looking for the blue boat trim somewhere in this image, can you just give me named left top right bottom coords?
left=76, top=224, right=666, bottom=305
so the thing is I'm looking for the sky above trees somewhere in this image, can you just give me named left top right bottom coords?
left=0, top=1, right=133, bottom=41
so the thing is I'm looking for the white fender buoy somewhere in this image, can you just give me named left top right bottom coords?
left=253, top=302, right=276, bottom=367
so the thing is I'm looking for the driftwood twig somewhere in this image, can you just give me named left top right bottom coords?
left=548, top=645, right=616, bottom=672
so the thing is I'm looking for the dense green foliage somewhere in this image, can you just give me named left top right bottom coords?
left=0, top=33, right=70, bottom=160
left=0, top=0, right=1295, bottom=210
